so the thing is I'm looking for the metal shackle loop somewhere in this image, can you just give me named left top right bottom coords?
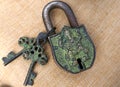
left=42, top=1, right=79, bottom=32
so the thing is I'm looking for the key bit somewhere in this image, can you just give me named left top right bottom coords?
left=2, top=50, right=24, bottom=66
left=24, top=61, right=36, bottom=86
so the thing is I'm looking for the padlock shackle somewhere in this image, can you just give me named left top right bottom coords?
left=42, top=1, right=79, bottom=32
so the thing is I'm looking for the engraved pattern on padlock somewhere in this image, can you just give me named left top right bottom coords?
left=43, top=1, right=95, bottom=73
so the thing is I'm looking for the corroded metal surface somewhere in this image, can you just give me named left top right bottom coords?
left=2, top=37, right=48, bottom=86
left=49, top=25, right=95, bottom=73
left=18, top=37, right=48, bottom=65
left=42, top=1, right=95, bottom=73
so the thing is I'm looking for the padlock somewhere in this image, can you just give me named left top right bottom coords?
left=42, top=1, right=95, bottom=73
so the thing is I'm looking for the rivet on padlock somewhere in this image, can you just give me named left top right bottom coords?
left=42, top=1, right=95, bottom=73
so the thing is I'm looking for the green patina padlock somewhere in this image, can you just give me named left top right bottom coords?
left=42, top=1, right=95, bottom=73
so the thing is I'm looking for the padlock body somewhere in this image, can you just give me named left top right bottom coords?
left=48, top=25, right=95, bottom=73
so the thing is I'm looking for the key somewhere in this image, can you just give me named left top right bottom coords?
left=23, top=44, right=48, bottom=86
left=2, top=36, right=48, bottom=86
left=24, top=61, right=36, bottom=86
left=2, top=49, right=24, bottom=66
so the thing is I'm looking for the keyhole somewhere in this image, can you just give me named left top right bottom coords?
left=77, top=59, right=83, bottom=69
